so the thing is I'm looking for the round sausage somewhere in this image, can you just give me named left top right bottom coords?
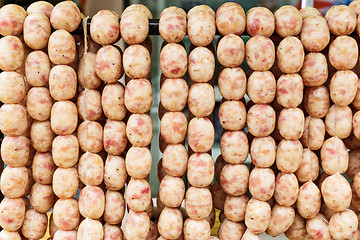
left=277, top=36, right=304, bottom=74
left=30, top=183, right=55, bottom=213
left=247, top=71, right=276, bottom=104
left=160, top=78, right=188, bottom=111
left=299, top=7, right=322, bottom=19
left=187, top=153, right=214, bottom=187
left=250, top=136, right=276, bottom=168
left=246, top=36, right=275, bottom=71
left=266, top=204, right=295, bottom=237
left=158, top=207, right=183, bottom=239
left=27, top=87, right=53, bottom=121
left=90, top=10, right=119, bottom=45
left=27, top=1, right=54, bottom=17
left=126, top=113, right=153, bottom=147
left=217, top=34, right=245, bottom=68
left=325, top=5, right=356, bottom=36
left=301, top=116, right=325, bottom=151
left=21, top=209, right=47, bottom=239
left=104, top=190, right=125, bottom=225
left=347, top=150, right=360, bottom=180
left=52, top=167, right=78, bottom=199
left=0, top=166, right=28, bottom=198
left=218, top=67, right=246, bottom=100
left=159, top=8, right=186, bottom=43
left=274, top=6, right=302, bottom=37
left=49, top=65, right=77, bottom=101
left=77, top=89, right=102, bottom=121
left=188, top=83, right=215, bottom=117
left=224, top=194, right=249, bottom=222
left=220, top=164, right=249, bottom=196
left=183, top=218, right=210, bottom=240
left=276, top=74, right=304, bottom=108
left=285, top=213, right=306, bottom=240
left=276, top=139, right=303, bottom=173
left=304, top=85, right=330, bottom=118
left=120, top=10, right=149, bottom=45
left=159, top=175, right=185, bottom=208
left=0, top=197, right=25, bottom=231
left=126, top=146, right=152, bottom=179
left=160, top=111, right=187, bottom=144
left=322, top=173, right=352, bottom=212
left=249, top=167, right=275, bottom=201
left=54, top=230, right=76, bottom=240
left=1, top=136, right=30, bottom=167
left=160, top=43, right=187, bottom=78
left=126, top=178, right=151, bottom=212
left=77, top=52, right=101, bottom=90
left=122, top=4, right=152, bottom=19
left=246, top=7, right=275, bottom=37
left=330, top=70, right=358, bottom=107
left=0, top=230, right=21, bottom=240
left=187, top=117, right=214, bottom=153
left=123, top=45, right=151, bottom=79
left=162, top=144, right=188, bottom=177
left=297, top=181, right=321, bottom=219
left=52, top=135, right=79, bottom=168
left=300, top=16, right=330, bottom=52
left=245, top=198, right=271, bottom=234
left=50, top=1, right=81, bottom=32
left=247, top=104, right=276, bottom=137
left=0, top=36, right=24, bottom=71
left=79, top=185, right=105, bottom=219
left=51, top=101, right=78, bottom=135
left=321, top=137, right=349, bottom=175
left=218, top=101, right=246, bottom=131
left=102, top=82, right=126, bottom=121
left=274, top=173, right=299, bottom=206
left=325, top=104, right=352, bottom=139
left=48, top=30, right=75, bottom=65
left=188, top=47, right=215, bottom=83
left=103, top=120, right=127, bottom=155
left=218, top=219, right=246, bottom=240
left=329, top=209, right=358, bottom=240
left=25, top=50, right=51, bottom=87
left=23, top=13, right=51, bottom=50
left=0, top=4, right=26, bottom=36
left=103, top=224, right=123, bottom=240
left=124, top=211, right=150, bottom=240
left=185, top=186, right=212, bottom=220
left=77, top=218, right=103, bottom=240
left=95, top=45, right=123, bottom=83
left=220, top=130, right=248, bottom=164
left=301, top=52, right=328, bottom=87
left=306, top=214, right=331, bottom=240
left=78, top=152, right=104, bottom=186
left=0, top=71, right=25, bottom=104
left=188, top=10, right=215, bottom=47
left=216, top=2, right=245, bottom=36
left=32, top=151, right=56, bottom=184
left=329, top=36, right=358, bottom=70
left=104, top=155, right=127, bottom=190
left=77, top=121, right=103, bottom=153
left=278, top=108, right=305, bottom=140
left=295, top=148, right=320, bottom=183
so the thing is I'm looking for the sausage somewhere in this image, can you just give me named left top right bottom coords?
left=188, top=47, right=215, bottom=82
left=158, top=207, right=183, bottom=239
left=218, top=219, right=246, bottom=240
left=187, top=153, right=214, bottom=187
left=266, top=204, right=295, bottom=237
left=0, top=197, right=25, bottom=231
left=218, top=101, right=246, bottom=131
left=305, top=214, right=331, bottom=240
left=103, top=120, right=127, bottom=155
left=0, top=230, right=21, bottom=240
left=159, top=8, right=186, bottom=43
left=160, top=78, right=188, bottom=111
left=276, top=74, right=304, bottom=108
left=320, top=137, right=349, bottom=175
left=77, top=218, right=103, bottom=240
left=188, top=83, right=215, bottom=117
left=188, top=9, right=215, bottom=47
left=79, top=185, right=105, bottom=219
left=126, top=146, right=152, bottom=179
left=250, top=136, right=276, bottom=168
left=32, top=151, right=56, bottom=184
left=274, top=173, right=299, bottom=206
left=285, top=213, right=306, bottom=240
left=304, top=85, right=330, bottom=118
left=274, top=6, right=302, bottom=37
left=249, top=167, right=275, bottom=201
left=48, top=30, right=76, bottom=65
left=104, top=155, right=127, bottom=191
left=224, top=194, right=249, bottom=222
left=77, top=89, right=102, bottom=121
left=247, top=104, right=276, bottom=137
left=297, top=181, right=321, bottom=219
left=246, top=36, right=275, bottom=71
left=0, top=4, right=27, bottom=35
left=185, top=186, right=212, bottom=220
left=276, top=139, right=303, bottom=173
left=123, top=45, right=151, bottom=79
left=77, top=52, right=101, bottom=89
left=217, top=34, right=245, bottom=68
left=300, top=16, right=330, bottom=52
left=0, top=36, right=24, bottom=71
left=27, top=1, right=54, bottom=17
left=329, top=36, right=358, bottom=70
left=1, top=136, right=30, bottom=167
left=218, top=67, right=246, bottom=100
left=30, top=183, right=55, bottom=213
left=325, top=104, right=352, bottom=139
left=126, top=114, right=153, bottom=147
left=27, top=87, right=53, bottom=121
left=295, top=148, right=320, bottom=183
left=0, top=166, right=28, bottom=198
left=245, top=198, right=271, bottom=234
left=23, top=13, right=51, bottom=50
left=52, top=135, right=79, bottom=168
left=277, top=36, right=304, bottom=74
left=50, top=1, right=81, bottom=32
left=216, top=2, right=245, bottom=36
left=103, top=224, right=123, bottom=240
left=53, top=230, right=77, bottom=240
left=120, top=10, right=149, bottom=45
left=246, top=7, right=275, bottom=37
left=301, top=117, right=325, bottom=151
left=183, top=218, right=210, bottom=240
left=52, top=167, right=78, bottom=199
left=162, top=144, right=188, bottom=177
left=278, top=108, right=305, bottom=140
left=103, top=190, right=125, bottom=225
left=78, top=152, right=104, bottom=186
left=102, top=82, right=127, bottom=121
left=187, top=117, right=214, bottom=153
left=49, top=65, right=77, bottom=101
left=21, top=209, right=47, bottom=239
left=325, top=5, right=356, bottom=36
left=160, top=111, right=187, bottom=144
left=126, top=178, right=151, bottom=212
left=247, top=71, right=276, bottom=104
left=329, top=209, right=358, bottom=240
left=160, top=43, right=187, bottom=78
left=220, top=163, right=249, bottom=196
left=25, top=50, right=51, bottom=87
left=77, top=121, right=103, bottom=153
left=299, top=7, right=322, bottom=19
left=90, top=10, right=119, bottom=45
left=95, top=45, right=123, bottom=83
left=124, top=211, right=150, bottom=240
left=122, top=4, right=152, bottom=19
left=330, top=70, right=358, bottom=106
left=301, top=52, right=328, bottom=87
left=0, top=71, right=25, bottom=104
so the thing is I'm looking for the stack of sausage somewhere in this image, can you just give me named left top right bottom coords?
left=157, top=6, right=188, bottom=240
left=120, top=4, right=154, bottom=240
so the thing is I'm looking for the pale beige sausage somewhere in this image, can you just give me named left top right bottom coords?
left=124, top=211, right=150, bottom=240
left=188, top=10, right=215, bottom=47
left=52, top=135, right=79, bottom=168
left=325, top=5, right=356, bottom=36
left=90, top=10, right=119, bottom=45
left=320, top=137, right=349, bottom=175
left=247, top=71, right=276, bottom=104
left=53, top=230, right=76, bottom=240
left=0, top=230, right=21, bottom=240
left=123, top=45, right=151, bottom=79
left=78, top=152, right=104, bottom=186
left=274, top=5, right=302, bottom=37
left=285, top=213, right=306, bottom=240
left=158, top=207, right=183, bottom=239
left=122, top=4, right=152, bottom=19
left=301, top=52, right=328, bottom=87
left=32, top=152, right=56, bottom=184
left=77, top=218, right=103, bottom=240
left=299, top=7, right=322, bottom=19
left=187, top=117, right=214, bottom=153
left=249, top=167, right=275, bottom=201
left=103, top=120, right=127, bottom=156
left=77, top=121, right=103, bottom=153
left=0, top=71, right=25, bottom=104
left=77, top=52, right=101, bottom=90
left=220, top=130, right=249, bottom=164
left=304, top=85, right=330, bottom=118
left=329, top=209, right=358, bottom=240
left=27, top=87, right=53, bottom=121
left=95, top=45, right=123, bottom=83
left=102, top=82, right=127, bottom=121
left=104, top=155, right=127, bottom=190
left=30, top=183, right=55, bottom=213
left=162, top=144, right=188, bottom=177
left=77, top=89, right=102, bottom=121
left=49, top=65, right=77, bottom=101
left=79, top=185, right=105, bottom=219
left=224, top=194, right=249, bottom=222
left=300, top=16, right=330, bottom=52
left=301, top=116, right=325, bottom=151
left=218, top=101, right=246, bottom=131
left=27, top=1, right=54, bottom=17
left=274, top=173, right=299, bottom=206
left=218, top=219, right=246, bottom=240
left=329, top=36, right=358, bottom=70
left=330, top=70, right=358, bottom=106
left=1, top=136, right=30, bottom=167
left=0, top=166, right=28, bottom=198
left=325, top=104, right=352, bottom=139
left=126, top=146, right=152, bottom=179
left=120, top=11, right=149, bottom=45
left=188, top=83, right=215, bottom=117
left=305, top=214, right=331, bottom=240
left=0, top=36, right=24, bottom=71
left=297, top=181, right=321, bottom=219
left=245, top=198, right=271, bottom=234
left=160, top=111, right=187, bottom=144
left=0, top=197, right=25, bottom=231
left=48, top=30, right=76, bottom=65
left=278, top=108, right=305, bottom=140
left=218, top=67, right=246, bottom=100
left=216, top=2, right=245, bottom=36
left=276, top=139, right=303, bottom=173
left=247, top=104, right=276, bottom=137
left=126, top=178, right=151, bottom=212
left=161, top=78, right=188, bottom=112
left=160, top=43, right=187, bottom=78
left=21, top=209, right=48, bottom=239
left=103, top=224, right=124, bottom=240
left=246, top=7, right=275, bottom=37
left=126, top=114, right=153, bottom=147
left=0, top=4, right=26, bottom=36
left=188, top=47, right=214, bottom=82
left=321, top=173, right=352, bottom=212
left=220, top=163, right=249, bottom=196
left=246, top=36, right=275, bottom=71
left=187, top=153, right=214, bottom=187
left=183, top=218, right=210, bottom=240
left=266, top=204, right=295, bottom=237
left=295, top=148, right=320, bottom=183
left=159, top=175, right=185, bottom=208
left=50, top=1, right=81, bottom=32
left=23, top=13, right=51, bottom=50
left=185, top=186, right=212, bottom=220
left=52, top=167, right=78, bottom=199
left=276, top=74, right=303, bottom=108
left=217, top=34, right=245, bottom=68
left=25, top=50, right=51, bottom=87
left=277, top=36, right=304, bottom=74
left=159, top=8, right=186, bottom=43
left=250, top=136, right=276, bottom=168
